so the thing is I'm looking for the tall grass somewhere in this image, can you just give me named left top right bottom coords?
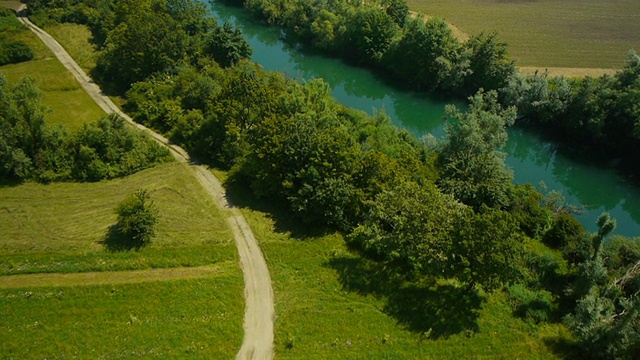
left=408, top=0, right=640, bottom=69
left=45, top=23, right=98, bottom=73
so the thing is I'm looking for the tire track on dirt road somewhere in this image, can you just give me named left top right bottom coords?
left=16, top=12, right=274, bottom=360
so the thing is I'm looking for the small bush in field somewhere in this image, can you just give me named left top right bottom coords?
left=113, top=189, right=158, bottom=249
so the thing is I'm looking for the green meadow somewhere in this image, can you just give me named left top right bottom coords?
left=1, top=15, right=244, bottom=358
left=0, top=17, right=103, bottom=129
left=229, top=185, right=572, bottom=359
left=408, top=0, right=640, bottom=69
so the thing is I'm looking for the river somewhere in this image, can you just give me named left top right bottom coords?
left=209, top=1, right=640, bottom=237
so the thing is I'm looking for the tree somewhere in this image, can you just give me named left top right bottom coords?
left=113, top=189, right=158, bottom=248
left=204, top=22, right=252, bottom=67
left=438, top=90, right=516, bottom=210
left=96, top=0, right=190, bottom=89
left=463, top=32, right=514, bottom=93
left=564, top=214, right=640, bottom=359
left=347, top=180, right=467, bottom=276
left=450, top=207, right=525, bottom=291
left=385, top=16, right=462, bottom=90
left=383, top=0, right=409, bottom=27
left=344, top=7, right=398, bottom=64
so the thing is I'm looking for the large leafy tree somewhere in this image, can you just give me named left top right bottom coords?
left=438, top=90, right=516, bottom=210
left=463, top=32, right=514, bottom=93
left=97, top=5, right=189, bottom=89
left=344, top=7, right=398, bottom=64
left=348, top=180, right=466, bottom=276
left=204, top=22, right=253, bottom=67
left=449, top=207, right=524, bottom=291
left=385, top=16, right=461, bottom=91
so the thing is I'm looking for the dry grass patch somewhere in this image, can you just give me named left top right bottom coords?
left=0, top=263, right=230, bottom=289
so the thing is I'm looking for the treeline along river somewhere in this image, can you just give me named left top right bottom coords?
left=209, top=1, right=640, bottom=237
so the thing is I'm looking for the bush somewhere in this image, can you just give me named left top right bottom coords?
left=112, top=189, right=158, bottom=249
left=507, top=284, right=556, bottom=324
left=543, top=212, right=585, bottom=249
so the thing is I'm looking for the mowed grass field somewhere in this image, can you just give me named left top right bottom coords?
left=0, top=132, right=244, bottom=357
left=1, top=13, right=244, bottom=358
left=408, top=0, right=640, bottom=69
left=0, top=162, right=237, bottom=275
left=236, top=203, right=572, bottom=359
left=0, top=18, right=104, bottom=129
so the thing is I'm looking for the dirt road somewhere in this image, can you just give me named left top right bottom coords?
left=17, top=14, right=274, bottom=360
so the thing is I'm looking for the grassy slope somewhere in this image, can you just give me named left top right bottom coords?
left=0, top=20, right=104, bottom=130
left=239, top=204, right=571, bottom=359
left=0, top=20, right=244, bottom=358
left=408, top=0, right=640, bottom=69
left=0, top=162, right=237, bottom=274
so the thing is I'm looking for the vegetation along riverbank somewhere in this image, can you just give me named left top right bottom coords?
left=2, top=0, right=639, bottom=358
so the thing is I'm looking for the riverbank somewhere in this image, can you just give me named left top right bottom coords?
left=409, top=10, right=619, bottom=78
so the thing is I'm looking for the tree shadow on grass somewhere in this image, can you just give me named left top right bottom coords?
left=326, top=255, right=482, bottom=338
left=543, top=336, right=580, bottom=360
left=99, top=224, right=143, bottom=252
left=224, top=174, right=332, bottom=239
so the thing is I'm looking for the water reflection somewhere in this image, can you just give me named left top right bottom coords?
left=209, top=1, right=640, bottom=237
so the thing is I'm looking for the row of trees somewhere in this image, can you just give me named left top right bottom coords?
left=225, top=0, right=514, bottom=95
left=502, top=52, right=640, bottom=176
left=26, top=0, right=252, bottom=90
left=22, top=1, right=640, bottom=357
left=0, top=75, right=171, bottom=183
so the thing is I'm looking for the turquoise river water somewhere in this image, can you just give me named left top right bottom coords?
left=209, top=1, right=640, bottom=237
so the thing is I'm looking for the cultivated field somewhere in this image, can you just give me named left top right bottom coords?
left=408, top=0, right=640, bottom=69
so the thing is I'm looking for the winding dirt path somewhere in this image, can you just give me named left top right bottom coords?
left=15, top=13, right=274, bottom=360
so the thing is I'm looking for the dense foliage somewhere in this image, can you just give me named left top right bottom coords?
left=0, top=8, right=35, bottom=66
left=502, top=51, right=640, bottom=175
left=228, top=0, right=514, bottom=95
left=112, top=189, right=158, bottom=248
left=0, top=74, right=171, bottom=183
left=25, top=0, right=252, bottom=90
left=21, top=0, right=640, bottom=354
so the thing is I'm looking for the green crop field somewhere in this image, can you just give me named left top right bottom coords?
left=408, top=0, right=640, bottom=69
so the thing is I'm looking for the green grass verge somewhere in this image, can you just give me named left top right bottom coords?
left=238, top=203, right=572, bottom=359
left=0, top=266, right=244, bottom=359
left=0, top=16, right=104, bottom=130
left=45, top=22, right=98, bottom=73
left=0, top=162, right=236, bottom=274
left=408, top=0, right=640, bottom=69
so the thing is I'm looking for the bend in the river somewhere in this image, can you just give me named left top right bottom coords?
left=209, top=1, right=640, bottom=237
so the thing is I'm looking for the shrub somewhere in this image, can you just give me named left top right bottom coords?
left=542, top=212, right=585, bottom=249
left=112, top=189, right=158, bottom=249
left=507, top=284, right=556, bottom=324
left=0, top=40, right=34, bottom=65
